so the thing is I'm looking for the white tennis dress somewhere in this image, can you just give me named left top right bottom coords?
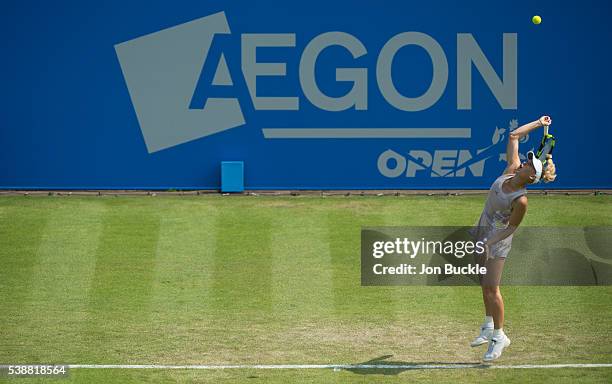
left=471, top=174, right=526, bottom=259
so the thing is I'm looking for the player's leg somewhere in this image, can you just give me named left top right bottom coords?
left=482, top=259, right=505, bottom=329
left=470, top=291, right=493, bottom=346
left=470, top=254, right=499, bottom=347
left=481, top=258, right=511, bottom=361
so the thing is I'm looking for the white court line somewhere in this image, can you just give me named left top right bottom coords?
left=61, top=363, right=612, bottom=370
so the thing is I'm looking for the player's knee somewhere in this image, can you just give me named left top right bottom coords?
left=483, top=286, right=499, bottom=300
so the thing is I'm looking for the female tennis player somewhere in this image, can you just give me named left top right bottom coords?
left=470, top=115, right=557, bottom=361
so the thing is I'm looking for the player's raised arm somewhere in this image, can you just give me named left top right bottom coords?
left=503, top=115, right=552, bottom=174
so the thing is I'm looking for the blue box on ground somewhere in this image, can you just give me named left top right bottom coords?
left=221, top=161, right=244, bottom=192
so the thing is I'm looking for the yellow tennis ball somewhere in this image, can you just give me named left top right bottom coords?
left=532, top=15, right=542, bottom=25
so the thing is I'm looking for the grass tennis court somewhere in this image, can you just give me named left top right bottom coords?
left=1, top=194, right=611, bottom=383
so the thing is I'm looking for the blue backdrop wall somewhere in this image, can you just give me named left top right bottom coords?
left=1, top=0, right=611, bottom=189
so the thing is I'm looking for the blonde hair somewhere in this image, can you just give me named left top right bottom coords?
left=542, top=154, right=557, bottom=183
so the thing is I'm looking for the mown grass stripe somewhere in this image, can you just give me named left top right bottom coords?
left=151, top=209, right=217, bottom=313
left=0, top=200, right=51, bottom=356
left=326, top=208, right=397, bottom=317
left=85, top=201, right=161, bottom=351
left=210, top=208, right=273, bottom=313
left=13, top=201, right=106, bottom=362
left=271, top=209, right=333, bottom=314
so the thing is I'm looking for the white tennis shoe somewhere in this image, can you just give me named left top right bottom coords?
left=470, top=326, right=493, bottom=347
left=483, top=333, right=511, bottom=361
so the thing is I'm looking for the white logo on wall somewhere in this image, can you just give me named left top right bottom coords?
left=115, top=13, right=244, bottom=153
left=378, top=119, right=532, bottom=178
left=115, top=11, right=518, bottom=153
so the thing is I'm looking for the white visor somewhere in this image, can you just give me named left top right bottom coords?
left=527, top=151, right=543, bottom=183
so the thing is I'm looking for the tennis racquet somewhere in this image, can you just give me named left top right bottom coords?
left=536, top=124, right=555, bottom=165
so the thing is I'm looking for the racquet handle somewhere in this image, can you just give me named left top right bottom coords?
left=544, top=124, right=549, bottom=136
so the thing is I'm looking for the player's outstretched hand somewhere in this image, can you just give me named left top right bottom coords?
left=539, top=115, right=552, bottom=126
